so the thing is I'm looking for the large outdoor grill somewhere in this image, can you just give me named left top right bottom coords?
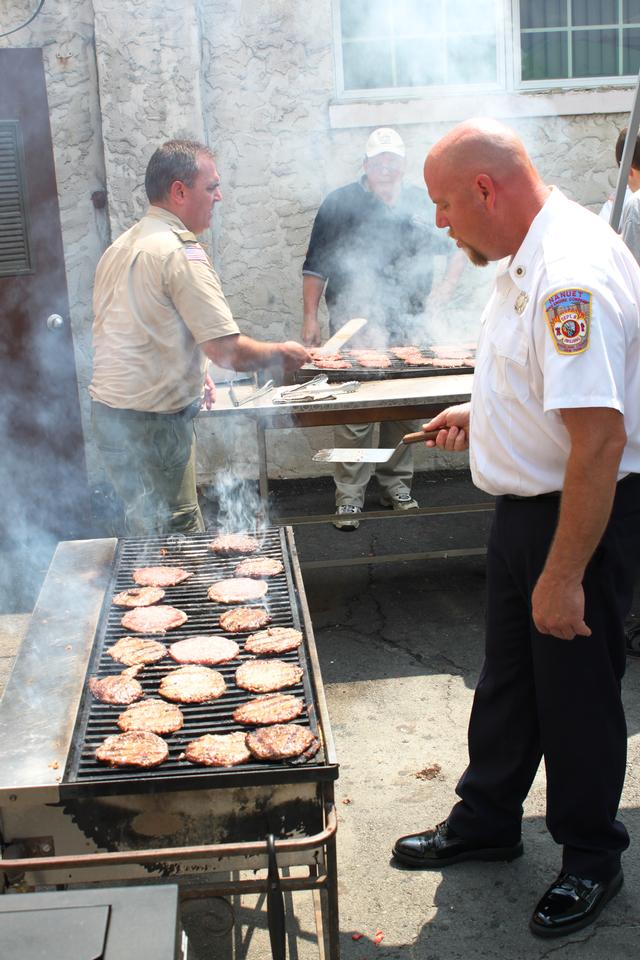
left=0, top=528, right=339, bottom=959
left=296, top=345, right=476, bottom=382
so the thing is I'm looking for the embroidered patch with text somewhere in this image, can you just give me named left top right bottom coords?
left=184, top=245, right=209, bottom=264
left=543, top=288, right=591, bottom=355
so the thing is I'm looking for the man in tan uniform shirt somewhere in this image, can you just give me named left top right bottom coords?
left=90, top=139, right=308, bottom=536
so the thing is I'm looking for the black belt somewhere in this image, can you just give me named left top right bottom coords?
left=502, top=492, right=560, bottom=501
left=502, top=474, right=640, bottom=501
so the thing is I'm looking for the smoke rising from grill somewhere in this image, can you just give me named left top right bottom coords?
left=207, top=466, right=266, bottom=536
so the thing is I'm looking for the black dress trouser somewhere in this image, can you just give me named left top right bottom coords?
left=448, top=474, right=640, bottom=880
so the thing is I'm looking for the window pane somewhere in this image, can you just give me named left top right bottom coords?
left=572, top=28, right=617, bottom=75
left=340, top=0, right=390, bottom=40
left=520, top=0, right=568, bottom=29
left=447, top=35, right=497, bottom=83
left=395, top=38, right=445, bottom=85
left=342, top=39, right=394, bottom=89
left=624, top=0, right=640, bottom=25
left=623, top=26, right=640, bottom=69
left=572, top=0, right=616, bottom=26
left=521, top=31, right=568, bottom=80
left=395, top=0, right=443, bottom=35
left=447, top=0, right=497, bottom=34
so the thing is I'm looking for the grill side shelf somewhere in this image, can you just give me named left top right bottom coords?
left=0, top=538, right=118, bottom=802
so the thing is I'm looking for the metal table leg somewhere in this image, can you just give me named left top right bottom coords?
left=257, top=421, right=270, bottom=511
left=266, top=834, right=286, bottom=960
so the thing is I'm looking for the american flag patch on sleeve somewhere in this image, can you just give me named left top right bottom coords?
left=184, top=245, right=209, bottom=264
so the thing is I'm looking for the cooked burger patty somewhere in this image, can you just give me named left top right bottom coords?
left=244, top=627, right=303, bottom=656
left=107, top=636, right=167, bottom=666
left=117, top=698, right=184, bottom=734
left=168, top=635, right=240, bottom=665
left=159, top=665, right=226, bottom=703
left=207, top=578, right=268, bottom=604
left=235, top=658, right=302, bottom=693
left=96, top=731, right=169, bottom=768
left=208, top=534, right=261, bottom=556
left=219, top=606, right=272, bottom=633
left=234, top=557, right=284, bottom=578
left=112, top=586, right=165, bottom=607
left=132, top=566, right=193, bottom=587
left=183, top=732, right=251, bottom=767
left=121, top=605, right=188, bottom=634
left=233, top=693, right=305, bottom=726
left=89, top=674, right=144, bottom=705
left=246, top=724, right=319, bottom=761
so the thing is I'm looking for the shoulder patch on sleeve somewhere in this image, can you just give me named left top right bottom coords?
left=183, top=244, right=210, bottom=264
left=543, top=288, right=591, bottom=355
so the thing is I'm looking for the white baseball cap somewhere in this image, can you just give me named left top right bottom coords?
left=365, top=127, right=405, bottom=159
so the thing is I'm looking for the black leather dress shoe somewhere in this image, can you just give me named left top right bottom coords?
left=529, top=870, right=623, bottom=938
left=392, top=818, right=524, bottom=869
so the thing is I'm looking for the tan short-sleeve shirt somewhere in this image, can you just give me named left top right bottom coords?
left=90, top=206, right=239, bottom=413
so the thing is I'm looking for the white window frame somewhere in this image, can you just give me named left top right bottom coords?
left=330, top=0, right=638, bottom=127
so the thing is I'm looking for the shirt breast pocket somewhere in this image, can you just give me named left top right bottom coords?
left=489, top=324, right=530, bottom=402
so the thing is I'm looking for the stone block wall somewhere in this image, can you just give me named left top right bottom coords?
left=1, top=0, right=632, bottom=484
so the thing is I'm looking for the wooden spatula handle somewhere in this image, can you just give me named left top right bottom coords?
left=402, top=429, right=442, bottom=445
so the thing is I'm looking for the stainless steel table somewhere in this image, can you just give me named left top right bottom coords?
left=199, top=373, right=474, bottom=508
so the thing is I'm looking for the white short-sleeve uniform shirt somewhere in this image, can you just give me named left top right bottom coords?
left=470, top=188, right=640, bottom=496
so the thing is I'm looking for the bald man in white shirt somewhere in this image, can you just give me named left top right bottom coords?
left=391, top=119, right=640, bottom=939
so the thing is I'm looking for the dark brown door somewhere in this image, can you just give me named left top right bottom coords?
left=0, top=48, right=89, bottom=546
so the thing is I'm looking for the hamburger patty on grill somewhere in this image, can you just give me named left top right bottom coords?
left=107, top=636, right=167, bottom=666
left=89, top=673, right=144, bottom=705
left=117, top=698, right=184, bottom=734
left=159, top=665, right=226, bottom=703
left=244, top=627, right=303, bottom=656
left=246, top=724, right=319, bottom=761
left=208, top=534, right=261, bottom=556
left=112, top=586, right=165, bottom=607
left=96, top=731, right=169, bottom=767
left=207, top=578, right=269, bottom=604
left=132, top=566, right=193, bottom=587
left=235, top=658, right=302, bottom=693
left=219, top=606, right=271, bottom=633
left=121, top=604, right=188, bottom=634
left=183, top=732, right=251, bottom=767
left=168, top=635, right=239, bottom=665
left=234, top=557, right=284, bottom=578
left=233, top=693, right=304, bottom=726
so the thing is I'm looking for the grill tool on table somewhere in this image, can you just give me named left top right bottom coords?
left=274, top=380, right=360, bottom=404
left=229, top=378, right=274, bottom=407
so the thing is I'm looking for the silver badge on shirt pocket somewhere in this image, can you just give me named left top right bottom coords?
left=514, top=291, right=529, bottom=315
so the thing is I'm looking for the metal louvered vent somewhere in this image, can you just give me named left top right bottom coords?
left=0, top=121, right=31, bottom=277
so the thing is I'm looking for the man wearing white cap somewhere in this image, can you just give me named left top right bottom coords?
left=302, top=128, right=450, bottom=529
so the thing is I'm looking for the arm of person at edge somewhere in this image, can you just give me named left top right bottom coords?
left=301, top=274, right=326, bottom=346
left=621, top=198, right=640, bottom=265
left=422, top=403, right=627, bottom=640
left=200, top=333, right=310, bottom=374
left=531, top=406, right=626, bottom=641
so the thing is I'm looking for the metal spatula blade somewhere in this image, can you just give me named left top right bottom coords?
left=313, top=429, right=440, bottom=463
left=316, top=317, right=368, bottom=355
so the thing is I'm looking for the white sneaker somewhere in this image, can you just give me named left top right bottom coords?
left=333, top=504, right=361, bottom=530
left=379, top=491, right=419, bottom=511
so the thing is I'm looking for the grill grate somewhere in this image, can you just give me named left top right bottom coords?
left=66, top=528, right=329, bottom=787
left=295, top=347, right=476, bottom=382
